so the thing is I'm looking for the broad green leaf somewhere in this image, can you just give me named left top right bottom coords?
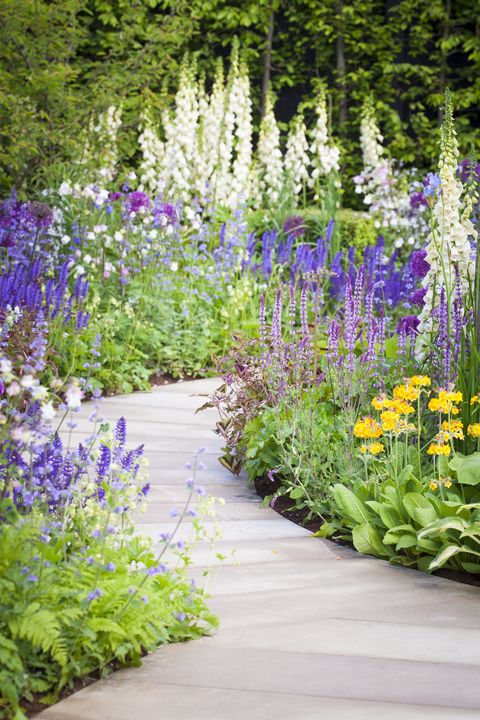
left=403, top=493, right=437, bottom=526
left=429, top=544, right=462, bottom=570
left=352, top=523, right=389, bottom=557
left=461, top=561, right=480, bottom=574
left=395, top=534, right=418, bottom=551
left=418, top=517, right=467, bottom=538
left=332, top=484, right=371, bottom=524
left=377, top=503, right=403, bottom=529
left=449, top=453, right=480, bottom=485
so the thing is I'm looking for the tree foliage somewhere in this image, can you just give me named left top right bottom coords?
left=0, top=0, right=478, bottom=192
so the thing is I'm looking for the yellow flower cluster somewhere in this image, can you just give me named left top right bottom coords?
left=467, top=423, right=480, bottom=438
left=393, top=384, right=419, bottom=402
left=441, top=419, right=464, bottom=440
left=470, top=395, right=480, bottom=405
left=428, top=390, right=462, bottom=415
left=427, top=442, right=451, bottom=456
left=409, top=376, right=431, bottom=387
left=353, top=417, right=383, bottom=439
left=429, top=477, right=453, bottom=491
left=360, top=442, right=384, bottom=456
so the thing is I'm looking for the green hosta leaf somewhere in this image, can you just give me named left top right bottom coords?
left=449, top=453, right=480, bottom=485
left=418, top=516, right=467, bottom=538
left=377, top=503, right=403, bottom=529
left=428, top=544, right=462, bottom=570
left=383, top=524, right=416, bottom=544
left=460, top=523, right=480, bottom=540
left=332, top=484, right=371, bottom=525
left=403, top=493, right=437, bottom=526
left=352, top=523, right=389, bottom=557
left=395, top=534, right=418, bottom=551
left=461, top=561, right=480, bottom=574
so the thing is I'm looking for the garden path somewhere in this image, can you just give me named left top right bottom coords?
left=38, top=379, right=480, bottom=720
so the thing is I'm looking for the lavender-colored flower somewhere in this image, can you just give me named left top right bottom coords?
left=115, top=417, right=127, bottom=446
left=96, top=444, right=111, bottom=478
left=87, top=588, right=103, bottom=602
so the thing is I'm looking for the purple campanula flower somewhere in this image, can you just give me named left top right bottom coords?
left=409, top=287, right=427, bottom=307
left=409, top=191, right=428, bottom=210
left=88, top=588, right=103, bottom=602
left=411, top=249, right=430, bottom=279
left=423, top=172, right=441, bottom=197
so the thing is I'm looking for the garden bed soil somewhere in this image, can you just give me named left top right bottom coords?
left=253, top=475, right=480, bottom=589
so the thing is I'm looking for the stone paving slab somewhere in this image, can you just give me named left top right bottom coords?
left=37, top=378, right=480, bottom=720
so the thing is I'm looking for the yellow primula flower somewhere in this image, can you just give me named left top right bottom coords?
left=444, top=478, right=453, bottom=489
left=353, top=417, right=383, bottom=439
left=428, top=390, right=461, bottom=414
left=369, top=442, right=385, bottom=455
left=395, top=420, right=416, bottom=435
left=427, top=443, right=451, bottom=456
left=409, top=375, right=431, bottom=387
left=390, top=399, right=415, bottom=415
left=429, top=479, right=438, bottom=491
left=360, top=444, right=368, bottom=454
left=441, top=419, right=464, bottom=439
left=470, top=395, right=480, bottom=405
left=380, top=410, right=400, bottom=432
left=372, top=396, right=387, bottom=411
left=467, top=423, right=480, bottom=438
left=393, top=384, right=419, bottom=402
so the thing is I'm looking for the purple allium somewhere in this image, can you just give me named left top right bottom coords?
left=411, top=249, right=430, bottom=279
left=26, top=201, right=53, bottom=229
left=283, top=215, right=306, bottom=239
left=126, top=191, right=151, bottom=214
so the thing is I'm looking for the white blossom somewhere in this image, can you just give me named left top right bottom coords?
left=284, top=112, right=310, bottom=199
left=256, top=93, right=284, bottom=207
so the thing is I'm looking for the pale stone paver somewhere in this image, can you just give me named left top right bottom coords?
left=37, top=379, right=480, bottom=719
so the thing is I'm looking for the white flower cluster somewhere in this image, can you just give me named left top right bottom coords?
left=310, top=88, right=340, bottom=188
left=418, top=94, right=477, bottom=345
left=256, top=93, right=284, bottom=206
left=284, top=112, right=310, bottom=197
left=82, top=105, right=122, bottom=182
left=138, top=108, right=165, bottom=195
left=354, top=100, right=427, bottom=248
left=161, top=61, right=199, bottom=202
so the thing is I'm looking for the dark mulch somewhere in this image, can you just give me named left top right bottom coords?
left=254, top=474, right=480, bottom=589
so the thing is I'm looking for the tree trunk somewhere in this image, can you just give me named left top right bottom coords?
left=336, top=0, right=347, bottom=125
left=261, top=3, right=275, bottom=117
left=438, top=0, right=452, bottom=121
